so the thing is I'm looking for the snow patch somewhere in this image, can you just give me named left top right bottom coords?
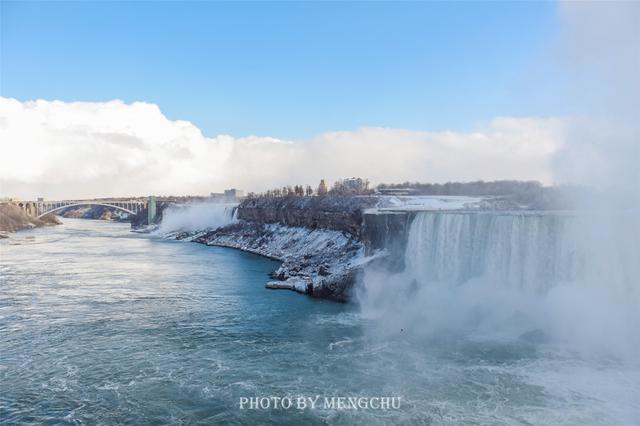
left=373, top=195, right=484, bottom=212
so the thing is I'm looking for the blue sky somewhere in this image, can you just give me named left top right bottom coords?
left=1, top=1, right=562, bottom=139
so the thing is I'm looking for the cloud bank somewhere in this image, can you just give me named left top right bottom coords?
left=0, top=97, right=563, bottom=199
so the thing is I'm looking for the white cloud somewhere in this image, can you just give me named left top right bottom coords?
left=0, top=97, right=563, bottom=199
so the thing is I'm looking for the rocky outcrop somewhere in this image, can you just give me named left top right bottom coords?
left=158, top=196, right=414, bottom=301
left=0, top=203, right=60, bottom=233
left=170, top=221, right=374, bottom=302
left=237, top=196, right=378, bottom=236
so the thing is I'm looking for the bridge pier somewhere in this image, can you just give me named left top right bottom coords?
left=148, top=196, right=157, bottom=224
left=15, top=201, right=38, bottom=217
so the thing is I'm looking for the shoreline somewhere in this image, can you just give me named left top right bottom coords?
left=164, top=221, right=372, bottom=302
left=137, top=194, right=573, bottom=301
left=0, top=203, right=61, bottom=235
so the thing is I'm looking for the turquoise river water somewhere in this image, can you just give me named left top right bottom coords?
left=1, top=219, right=638, bottom=425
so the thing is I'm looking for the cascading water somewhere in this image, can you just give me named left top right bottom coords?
left=157, top=202, right=238, bottom=234
left=355, top=209, right=640, bottom=424
left=405, top=212, right=579, bottom=294
left=359, top=209, right=639, bottom=361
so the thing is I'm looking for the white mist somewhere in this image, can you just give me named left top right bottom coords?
left=157, top=202, right=237, bottom=234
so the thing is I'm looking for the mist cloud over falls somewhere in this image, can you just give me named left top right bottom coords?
left=0, top=97, right=562, bottom=199
left=553, top=1, right=640, bottom=191
left=357, top=1, right=640, bottom=363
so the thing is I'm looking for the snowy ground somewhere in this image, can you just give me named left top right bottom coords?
left=372, top=195, right=484, bottom=212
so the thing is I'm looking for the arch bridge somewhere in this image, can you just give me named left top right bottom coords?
left=10, top=196, right=165, bottom=224
left=35, top=201, right=143, bottom=218
left=12, top=199, right=148, bottom=219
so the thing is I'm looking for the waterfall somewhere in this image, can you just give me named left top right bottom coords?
left=357, top=209, right=639, bottom=359
left=405, top=212, right=579, bottom=294
left=158, top=202, right=238, bottom=234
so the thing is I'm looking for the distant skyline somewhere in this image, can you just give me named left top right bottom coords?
left=2, top=1, right=563, bottom=139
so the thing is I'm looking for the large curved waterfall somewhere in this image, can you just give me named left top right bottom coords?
left=405, top=212, right=579, bottom=293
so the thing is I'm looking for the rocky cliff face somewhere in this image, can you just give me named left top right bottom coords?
left=237, top=196, right=378, bottom=237
left=361, top=211, right=413, bottom=272
left=157, top=195, right=412, bottom=302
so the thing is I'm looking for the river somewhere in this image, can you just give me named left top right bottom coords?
left=1, top=219, right=638, bottom=424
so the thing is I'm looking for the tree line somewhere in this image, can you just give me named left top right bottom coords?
left=246, top=178, right=560, bottom=201
left=246, top=178, right=373, bottom=199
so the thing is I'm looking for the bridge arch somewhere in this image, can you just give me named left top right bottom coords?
left=37, top=202, right=138, bottom=218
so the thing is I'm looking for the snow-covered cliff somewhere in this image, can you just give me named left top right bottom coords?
left=162, top=195, right=495, bottom=301
left=173, top=221, right=373, bottom=301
